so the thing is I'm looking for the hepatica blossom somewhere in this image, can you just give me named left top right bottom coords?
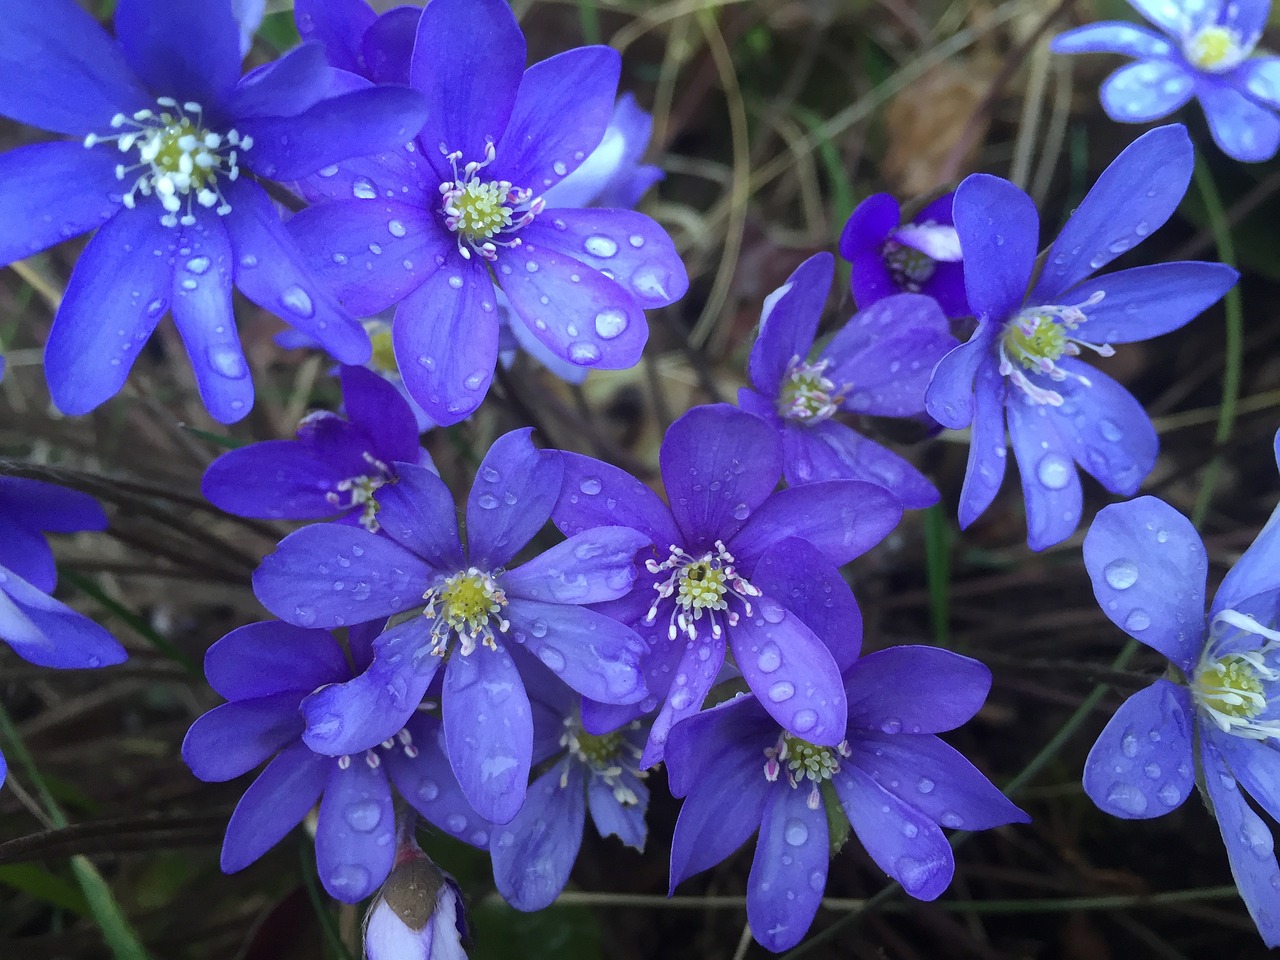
left=925, top=124, right=1238, bottom=550
left=202, top=364, right=433, bottom=530
left=839, top=191, right=968, bottom=319
left=364, top=847, right=469, bottom=960
left=287, top=0, right=688, bottom=426
left=0, top=478, right=127, bottom=787
left=0, top=0, right=429, bottom=422
left=738, top=252, right=955, bottom=507
left=1081, top=437, right=1280, bottom=946
left=1053, top=0, right=1280, bottom=162
left=552, top=404, right=903, bottom=766
left=252, top=429, right=650, bottom=823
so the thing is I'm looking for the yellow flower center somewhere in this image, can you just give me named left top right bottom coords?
left=369, top=328, right=399, bottom=376
left=1185, top=25, right=1245, bottom=72
left=678, top=561, right=728, bottom=611
left=449, top=180, right=516, bottom=241
left=1196, top=653, right=1266, bottom=721
left=1002, top=312, right=1067, bottom=371
left=778, top=358, right=845, bottom=424
left=424, top=568, right=509, bottom=656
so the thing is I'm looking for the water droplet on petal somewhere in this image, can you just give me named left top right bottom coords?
left=579, top=477, right=602, bottom=495
left=1106, top=782, right=1148, bottom=815
left=593, top=308, right=627, bottom=339
left=768, top=680, right=795, bottom=702
left=584, top=235, right=618, bottom=257
left=1125, top=608, right=1151, bottom=632
left=207, top=346, right=247, bottom=379
left=281, top=285, right=315, bottom=318
left=1036, top=453, right=1071, bottom=490
left=569, top=342, right=601, bottom=363
left=784, top=818, right=809, bottom=846
left=916, top=777, right=934, bottom=794
left=352, top=177, right=376, bottom=199
left=345, top=800, right=382, bottom=832
left=756, top=642, right=781, bottom=673
left=417, top=779, right=439, bottom=802
left=186, top=256, right=210, bottom=275
left=1104, top=559, right=1138, bottom=590
left=477, top=493, right=499, bottom=510
left=792, top=709, right=818, bottom=733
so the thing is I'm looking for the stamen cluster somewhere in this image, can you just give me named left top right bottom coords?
left=1184, top=25, right=1249, bottom=73
left=763, top=731, right=852, bottom=809
left=998, top=291, right=1113, bottom=405
left=1194, top=610, right=1280, bottom=741
left=777, top=356, right=847, bottom=424
left=645, top=541, right=761, bottom=641
left=422, top=568, right=510, bottom=655
left=559, top=717, right=646, bottom=805
left=882, top=239, right=938, bottom=291
left=326, top=451, right=394, bottom=532
left=438, top=142, right=544, bottom=261
left=336, top=727, right=421, bottom=770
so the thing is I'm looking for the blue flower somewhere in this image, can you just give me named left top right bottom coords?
left=294, top=0, right=421, bottom=87
left=0, top=0, right=429, bottom=421
left=925, top=124, right=1238, bottom=550
left=664, top=543, right=1026, bottom=952
left=738, top=252, right=955, bottom=507
left=251, top=429, right=650, bottom=823
left=552, top=404, right=904, bottom=766
left=286, top=0, right=688, bottom=426
left=1081, top=433, right=1280, bottom=947
left=202, top=364, right=433, bottom=530
left=1052, top=0, right=1280, bottom=161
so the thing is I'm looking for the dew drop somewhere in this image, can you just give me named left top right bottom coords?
left=344, top=800, right=382, bottom=832
left=768, top=680, right=795, bottom=702
left=207, top=346, right=247, bottom=379
left=784, top=818, right=809, bottom=846
left=569, top=342, right=601, bottom=363
left=1036, top=453, right=1071, bottom=490
left=731, top=502, right=750, bottom=521
left=579, top=477, right=602, bottom=495
left=756, top=643, right=781, bottom=673
left=1106, top=782, right=1148, bottom=815
left=387, top=219, right=406, bottom=237
left=792, top=709, right=818, bottom=733
left=539, top=646, right=566, bottom=672
left=1125, top=608, right=1152, bottom=632
left=593, top=308, right=628, bottom=339
left=1099, top=419, right=1123, bottom=442
left=880, top=718, right=903, bottom=734
left=1104, top=559, right=1138, bottom=590
left=328, top=864, right=370, bottom=891
left=281, top=285, right=315, bottom=318
left=417, top=779, right=439, bottom=802
left=584, top=235, right=618, bottom=258
left=916, top=777, right=935, bottom=795
left=186, top=255, right=210, bottom=275
left=351, top=177, right=376, bottom=199
left=477, top=493, right=499, bottom=510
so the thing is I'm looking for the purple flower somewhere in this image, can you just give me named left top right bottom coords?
left=182, top=620, right=434, bottom=903
left=286, top=0, right=688, bottom=426
left=294, top=0, right=419, bottom=86
left=1081, top=438, right=1280, bottom=947
left=925, top=124, right=1238, bottom=550
left=202, top=364, right=432, bottom=530
left=540, top=93, right=664, bottom=211
left=737, top=252, right=956, bottom=507
left=839, top=192, right=968, bottom=319
left=251, top=429, right=650, bottom=823
left=0, top=0, right=429, bottom=422
left=0, top=477, right=127, bottom=786
left=1052, top=0, right=1280, bottom=162
left=552, top=404, right=903, bottom=766
left=665, top=553, right=1026, bottom=953
left=364, top=850, right=469, bottom=960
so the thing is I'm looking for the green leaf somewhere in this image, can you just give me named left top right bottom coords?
left=258, top=11, right=301, bottom=53
left=0, top=864, right=90, bottom=914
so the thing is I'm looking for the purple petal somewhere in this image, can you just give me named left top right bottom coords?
left=956, top=362, right=1009, bottom=528
left=1237, top=57, right=1280, bottom=109
left=747, top=253, right=833, bottom=398
left=1033, top=125, right=1193, bottom=301
left=822, top=293, right=956, bottom=417
left=1082, top=679, right=1195, bottom=819
left=0, top=572, right=127, bottom=669
left=840, top=195, right=900, bottom=308
left=779, top=419, right=941, bottom=510
left=845, top=645, right=990, bottom=734
left=495, top=46, right=620, bottom=191
left=751, top=538, right=861, bottom=671
left=224, top=179, right=371, bottom=363
left=409, top=0, right=524, bottom=172
left=834, top=764, right=954, bottom=900
left=370, top=462, right=464, bottom=570
left=491, top=760, right=585, bottom=911
left=253, top=524, right=433, bottom=628
left=0, top=143, right=121, bottom=266
left=0, top=478, right=107, bottom=533
left=1070, top=261, right=1238, bottom=344
left=1200, top=735, right=1280, bottom=947
left=519, top=209, right=688, bottom=310
left=386, top=716, right=493, bottom=848
left=924, top=324, right=998, bottom=429
left=202, top=441, right=349, bottom=520
left=642, top=628, right=728, bottom=768
left=205, top=621, right=349, bottom=700
left=1197, top=81, right=1280, bottom=163
left=542, top=92, right=660, bottom=209
left=850, top=733, right=1029, bottom=830
left=953, top=173, right=1037, bottom=322
left=115, top=0, right=240, bottom=107
left=361, top=8, right=420, bottom=85
left=315, top=758, right=396, bottom=902
left=1099, top=60, right=1195, bottom=123
left=665, top=694, right=774, bottom=797
left=1083, top=497, right=1207, bottom=671
left=669, top=744, right=771, bottom=890
left=728, top=480, right=903, bottom=569
left=1213, top=730, right=1280, bottom=825
left=0, top=521, right=54, bottom=594
left=498, top=238, right=649, bottom=371
left=294, top=0, right=376, bottom=75
left=227, top=42, right=333, bottom=119
left=660, top=405, right=782, bottom=549
left=1121, top=1, right=1186, bottom=34
left=302, top=618, right=441, bottom=756
left=444, top=647, right=533, bottom=824
left=44, top=210, right=171, bottom=417
left=588, top=770, right=649, bottom=850
left=551, top=452, right=681, bottom=548
left=221, top=743, right=329, bottom=872
left=1051, top=22, right=1175, bottom=58
left=340, top=364, right=422, bottom=464
left=466, top=429, right=563, bottom=569
left=393, top=253, right=498, bottom=426
left=287, top=198, right=449, bottom=317
left=507, top=599, right=647, bottom=705
left=1007, top=397, right=1082, bottom=551
left=298, top=142, right=435, bottom=206
left=182, top=696, right=303, bottom=782
left=1214, top=492, right=1280, bottom=617
left=1051, top=358, right=1156, bottom=496
left=502, top=528, right=649, bottom=604
left=748, top=784, right=828, bottom=952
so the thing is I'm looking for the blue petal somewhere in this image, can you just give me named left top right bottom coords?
left=1198, top=80, right=1280, bottom=162
left=1099, top=60, right=1195, bottom=123
left=542, top=93, right=660, bottom=209
left=205, top=621, right=348, bottom=701
left=253, top=524, right=433, bottom=628
left=845, top=645, right=991, bottom=734
left=952, top=174, right=1037, bottom=323
left=443, top=647, right=533, bottom=824
left=1050, top=22, right=1175, bottom=58
left=385, top=716, right=494, bottom=848
left=506, top=599, right=647, bottom=705
left=1200, top=735, right=1280, bottom=947
left=1033, top=124, right=1193, bottom=301
left=361, top=7, right=420, bottom=85
left=491, top=761, right=585, bottom=911
left=115, top=0, right=241, bottom=107
left=466, top=429, right=563, bottom=569
left=1214, top=491, right=1280, bottom=617
left=747, top=253, right=833, bottom=398
left=221, top=742, right=329, bottom=873
left=1050, top=358, right=1157, bottom=496
left=751, top=537, right=862, bottom=671
left=664, top=694, right=775, bottom=798
left=1006, top=397, right=1082, bottom=551
left=372, top=462, right=465, bottom=572
left=1083, top=497, right=1207, bottom=670
left=501, top=527, right=649, bottom=605
left=747, top=784, right=828, bottom=952
left=339, top=364, right=423, bottom=465
left=315, top=757, right=396, bottom=902
left=1237, top=57, right=1280, bottom=109
left=0, top=570, right=127, bottom=669
left=957, top=361, right=1009, bottom=529
left=779, top=420, right=941, bottom=510
left=641, top=626, right=727, bottom=769
left=294, top=0, right=377, bottom=75
left=44, top=209, right=171, bottom=416
left=0, top=0, right=149, bottom=136
left=1213, top=730, right=1280, bottom=826
left=0, top=477, right=106, bottom=533
left=201, top=441, right=348, bottom=520
left=1082, top=679, right=1196, bottom=818
left=0, top=143, right=121, bottom=266
left=0, top=519, right=55, bottom=594
left=587, top=769, right=649, bottom=850
left=226, top=42, right=338, bottom=120
left=551, top=451, right=681, bottom=548
left=182, top=696, right=303, bottom=782
left=924, top=323, right=998, bottom=430
left=1070, top=261, right=1238, bottom=344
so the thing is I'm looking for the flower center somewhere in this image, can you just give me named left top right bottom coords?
left=645, top=541, right=761, bottom=642
left=559, top=716, right=646, bottom=805
left=1194, top=609, right=1280, bottom=741
left=883, top=240, right=938, bottom=290
left=1184, top=25, right=1249, bottom=73
left=84, top=98, right=250, bottom=228
left=423, top=567, right=509, bottom=656
left=438, top=142, right=543, bottom=261
left=763, top=732, right=851, bottom=809
left=322, top=449, right=394, bottom=532
left=998, top=292, right=1113, bottom=406
left=777, top=357, right=846, bottom=424
left=367, top=326, right=400, bottom=376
